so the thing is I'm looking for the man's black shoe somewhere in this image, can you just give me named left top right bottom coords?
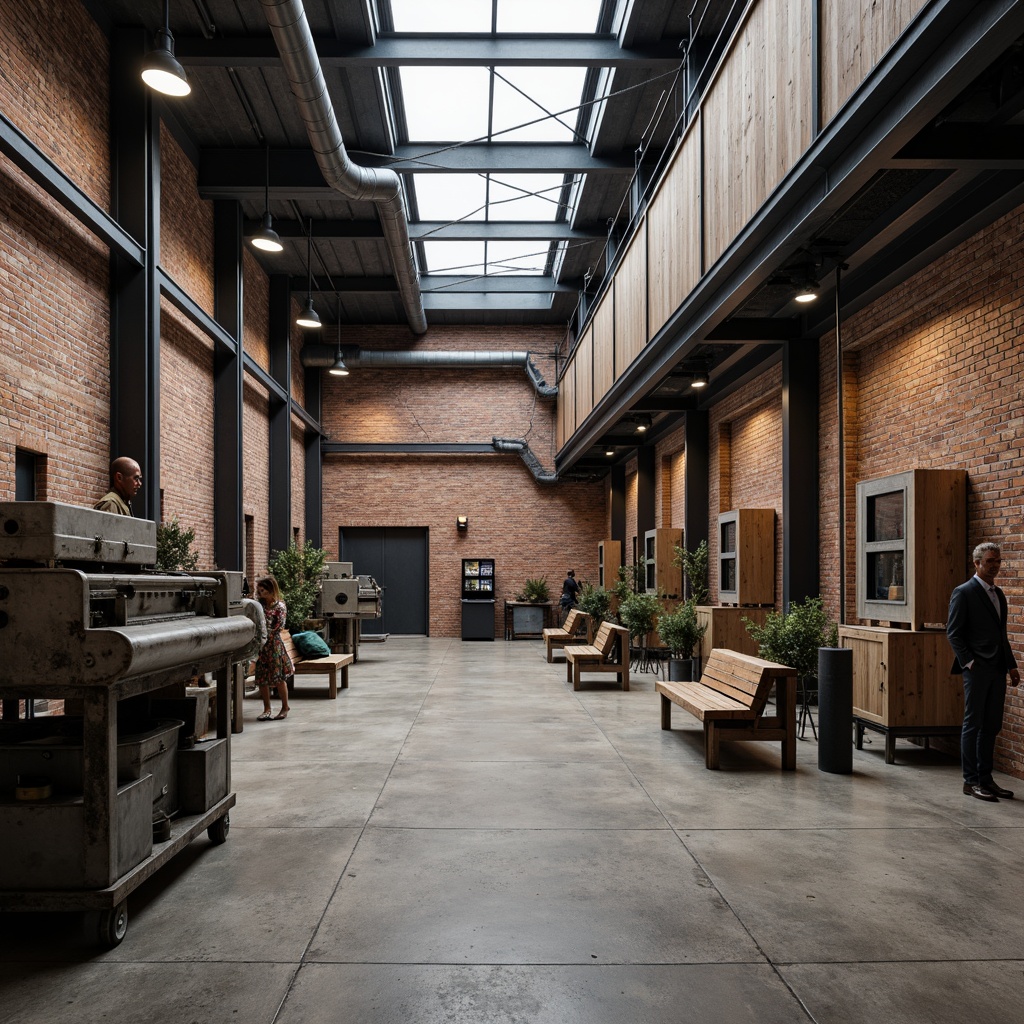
left=982, top=781, right=1014, bottom=799
left=964, top=782, right=998, bottom=801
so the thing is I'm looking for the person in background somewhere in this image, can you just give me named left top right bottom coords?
left=947, top=541, right=1021, bottom=801
left=255, top=575, right=293, bottom=721
left=559, top=569, right=581, bottom=625
left=94, top=457, right=142, bottom=516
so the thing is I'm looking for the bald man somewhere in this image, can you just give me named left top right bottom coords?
left=94, top=457, right=142, bottom=517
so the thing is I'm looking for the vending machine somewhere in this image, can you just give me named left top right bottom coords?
left=461, top=558, right=496, bottom=640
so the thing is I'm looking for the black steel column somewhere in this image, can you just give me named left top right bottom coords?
left=683, top=410, right=709, bottom=561
left=213, top=200, right=244, bottom=570
left=304, top=363, right=323, bottom=550
left=110, top=27, right=160, bottom=520
left=268, top=275, right=292, bottom=555
left=637, top=445, right=656, bottom=541
left=610, top=464, right=626, bottom=553
left=782, top=340, right=820, bottom=609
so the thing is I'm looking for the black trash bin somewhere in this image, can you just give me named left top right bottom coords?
left=818, top=647, right=853, bottom=774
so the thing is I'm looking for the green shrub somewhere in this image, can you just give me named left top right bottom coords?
left=657, top=598, right=706, bottom=658
left=743, top=597, right=838, bottom=680
left=577, top=581, right=611, bottom=623
left=267, top=540, right=328, bottom=631
left=156, top=516, right=199, bottom=571
left=618, top=590, right=663, bottom=644
left=518, top=577, right=550, bottom=603
left=672, top=539, right=709, bottom=605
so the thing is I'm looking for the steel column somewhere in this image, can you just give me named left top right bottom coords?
left=304, top=364, right=322, bottom=549
left=268, top=275, right=292, bottom=555
left=610, top=464, right=626, bottom=556
left=637, top=446, right=656, bottom=543
left=682, top=410, right=709, bottom=578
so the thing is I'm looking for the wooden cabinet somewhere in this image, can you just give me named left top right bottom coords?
left=696, top=605, right=768, bottom=660
left=855, top=469, right=967, bottom=628
left=597, top=539, right=621, bottom=590
left=717, top=509, right=775, bottom=606
left=644, top=527, right=682, bottom=598
left=840, top=624, right=963, bottom=760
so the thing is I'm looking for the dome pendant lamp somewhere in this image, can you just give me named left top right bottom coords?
left=251, top=145, right=283, bottom=253
left=296, top=219, right=322, bottom=329
left=141, top=0, right=191, bottom=97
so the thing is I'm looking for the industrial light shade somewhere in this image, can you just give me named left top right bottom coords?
left=328, top=352, right=349, bottom=376
left=456, top=515, right=469, bottom=531
left=251, top=211, right=283, bottom=253
left=794, top=279, right=819, bottom=303
left=689, top=370, right=709, bottom=389
left=296, top=297, right=321, bottom=329
left=141, top=25, right=190, bottom=97
left=634, top=413, right=653, bottom=434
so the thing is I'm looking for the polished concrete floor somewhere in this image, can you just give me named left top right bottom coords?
left=2, top=636, right=1024, bottom=1023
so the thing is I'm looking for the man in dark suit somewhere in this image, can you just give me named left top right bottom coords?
left=947, top=542, right=1020, bottom=801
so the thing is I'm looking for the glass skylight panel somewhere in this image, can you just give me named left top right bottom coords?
left=400, top=68, right=489, bottom=142
left=496, top=0, right=602, bottom=33
left=389, top=0, right=491, bottom=32
left=491, top=67, right=586, bottom=143
left=422, top=240, right=486, bottom=275
left=487, top=241, right=548, bottom=275
left=412, top=173, right=487, bottom=223
left=488, top=175, right=566, bottom=221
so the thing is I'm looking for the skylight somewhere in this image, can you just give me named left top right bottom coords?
left=390, top=0, right=602, bottom=34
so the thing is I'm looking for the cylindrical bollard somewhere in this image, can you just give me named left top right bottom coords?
left=817, top=647, right=853, bottom=774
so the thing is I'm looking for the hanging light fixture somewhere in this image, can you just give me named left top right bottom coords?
left=141, top=0, right=191, bottom=97
left=295, top=218, right=321, bottom=328
left=328, top=295, right=348, bottom=374
left=633, top=413, right=653, bottom=434
left=251, top=146, right=283, bottom=253
left=794, top=277, right=819, bottom=303
left=689, top=370, right=709, bottom=389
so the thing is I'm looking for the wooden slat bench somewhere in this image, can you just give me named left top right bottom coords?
left=565, top=621, right=631, bottom=691
left=543, top=608, right=593, bottom=662
left=280, top=628, right=353, bottom=699
left=656, top=648, right=797, bottom=769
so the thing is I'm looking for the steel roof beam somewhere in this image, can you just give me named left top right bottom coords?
left=296, top=275, right=578, bottom=294
left=246, top=219, right=604, bottom=242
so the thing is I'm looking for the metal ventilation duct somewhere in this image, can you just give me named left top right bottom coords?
left=258, top=0, right=427, bottom=334
left=491, top=438, right=558, bottom=484
left=300, top=344, right=558, bottom=398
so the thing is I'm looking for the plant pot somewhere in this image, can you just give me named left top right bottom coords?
left=668, top=657, right=694, bottom=682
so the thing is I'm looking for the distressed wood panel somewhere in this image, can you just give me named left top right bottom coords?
left=703, top=0, right=812, bottom=267
left=821, top=0, right=926, bottom=127
left=592, top=291, right=615, bottom=406
left=561, top=358, right=576, bottom=443
left=647, top=119, right=702, bottom=339
left=556, top=361, right=566, bottom=450
left=613, top=219, right=648, bottom=373
left=574, top=324, right=594, bottom=429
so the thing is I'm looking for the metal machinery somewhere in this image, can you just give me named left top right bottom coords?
left=0, top=502, right=255, bottom=947
left=318, top=561, right=383, bottom=661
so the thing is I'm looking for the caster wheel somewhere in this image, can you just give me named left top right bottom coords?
left=97, top=901, right=128, bottom=948
left=207, top=814, right=230, bottom=844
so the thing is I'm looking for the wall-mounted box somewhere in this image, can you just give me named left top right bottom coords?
left=644, top=528, right=682, bottom=598
left=855, top=469, right=967, bottom=628
left=598, top=540, right=621, bottom=590
left=717, top=509, right=775, bottom=606
left=696, top=605, right=768, bottom=661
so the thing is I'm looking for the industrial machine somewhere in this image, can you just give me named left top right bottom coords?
left=317, top=561, right=383, bottom=660
left=0, top=502, right=254, bottom=947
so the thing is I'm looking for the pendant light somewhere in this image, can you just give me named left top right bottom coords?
left=295, top=218, right=321, bottom=329
left=329, top=297, right=348, bottom=375
left=251, top=145, right=283, bottom=253
left=141, top=0, right=191, bottom=98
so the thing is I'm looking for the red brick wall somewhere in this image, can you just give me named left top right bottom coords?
left=243, top=382, right=271, bottom=574
left=319, top=324, right=604, bottom=636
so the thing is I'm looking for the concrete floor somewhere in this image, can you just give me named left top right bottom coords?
left=2, top=636, right=1024, bottom=1023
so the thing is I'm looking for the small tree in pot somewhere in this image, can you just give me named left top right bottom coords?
left=617, top=590, right=663, bottom=664
left=576, top=581, right=611, bottom=624
left=657, top=598, right=707, bottom=681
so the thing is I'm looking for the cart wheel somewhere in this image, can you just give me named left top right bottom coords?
left=207, top=813, right=230, bottom=844
left=97, top=901, right=128, bottom=948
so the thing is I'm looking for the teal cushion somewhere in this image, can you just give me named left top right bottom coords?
left=292, top=631, right=331, bottom=659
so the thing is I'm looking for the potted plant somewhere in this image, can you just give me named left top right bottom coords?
left=510, top=577, right=550, bottom=636
left=267, top=540, right=328, bottom=633
left=518, top=578, right=550, bottom=603
left=576, top=581, right=611, bottom=624
left=672, top=539, right=709, bottom=605
left=657, top=598, right=707, bottom=680
left=156, top=516, right=200, bottom=571
left=617, top=590, right=663, bottom=663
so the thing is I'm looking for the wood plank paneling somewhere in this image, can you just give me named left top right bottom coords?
left=592, top=291, right=615, bottom=406
left=647, top=120, right=702, bottom=339
left=574, top=324, right=594, bottom=429
left=561, top=358, right=576, bottom=442
left=821, top=0, right=926, bottom=127
left=614, top=219, right=648, bottom=373
left=702, top=0, right=812, bottom=268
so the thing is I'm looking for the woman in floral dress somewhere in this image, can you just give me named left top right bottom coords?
left=255, top=575, right=293, bottom=720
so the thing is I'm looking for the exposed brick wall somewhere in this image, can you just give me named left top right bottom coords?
left=243, top=250, right=271, bottom=369
left=291, top=419, right=305, bottom=548
left=243, top=381, right=271, bottom=575
left=159, top=123, right=214, bottom=316
left=708, top=367, right=783, bottom=605
left=159, top=305, right=215, bottom=566
left=817, top=203, right=1024, bottom=777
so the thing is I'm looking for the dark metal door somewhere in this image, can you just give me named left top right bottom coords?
left=339, top=527, right=428, bottom=635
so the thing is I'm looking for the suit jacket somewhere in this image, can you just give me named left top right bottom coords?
left=947, top=576, right=1017, bottom=674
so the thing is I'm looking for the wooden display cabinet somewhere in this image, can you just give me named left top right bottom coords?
left=597, top=539, right=621, bottom=590
left=644, top=527, right=683, bottom=598
left=840, top=624, right=964, bottom=763
left=855, top=469, right=967, bottom=628
left=717, top=509, right=775, bottom=606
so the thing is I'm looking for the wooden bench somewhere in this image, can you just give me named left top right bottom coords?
left=280, top=628, right=353, bottom=699
left=656, top=648, right=797, bottom=769
left=565, top=621, right=631, bottom=691
left=542, top=608, right=593, bottom=662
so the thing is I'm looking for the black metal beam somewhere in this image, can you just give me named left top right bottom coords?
left=637, top=446, right=656, bottom=546
left=298, top=274, right=578, bottom=294
left=175, top=34, right=683, bottom=68
left=268, top=275, right=292, bottom=557
left=243, top=218, right=604, bottom=242
left=707, top=318, right=802, bottom=341
left=893, top=124, right=1024, bottom=168
left=213, top=201, right=245, bottom=572
left=199, top=146, right=630, bottom=198
left=304, top=363, right=322, bottom=549
left=682, top=411, right=709, bottom=581
left=631, top=395, right=697, bottom=412
left=610, top=464, right=626, bottom=554
left=323, top=443, right=498, bottom=455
